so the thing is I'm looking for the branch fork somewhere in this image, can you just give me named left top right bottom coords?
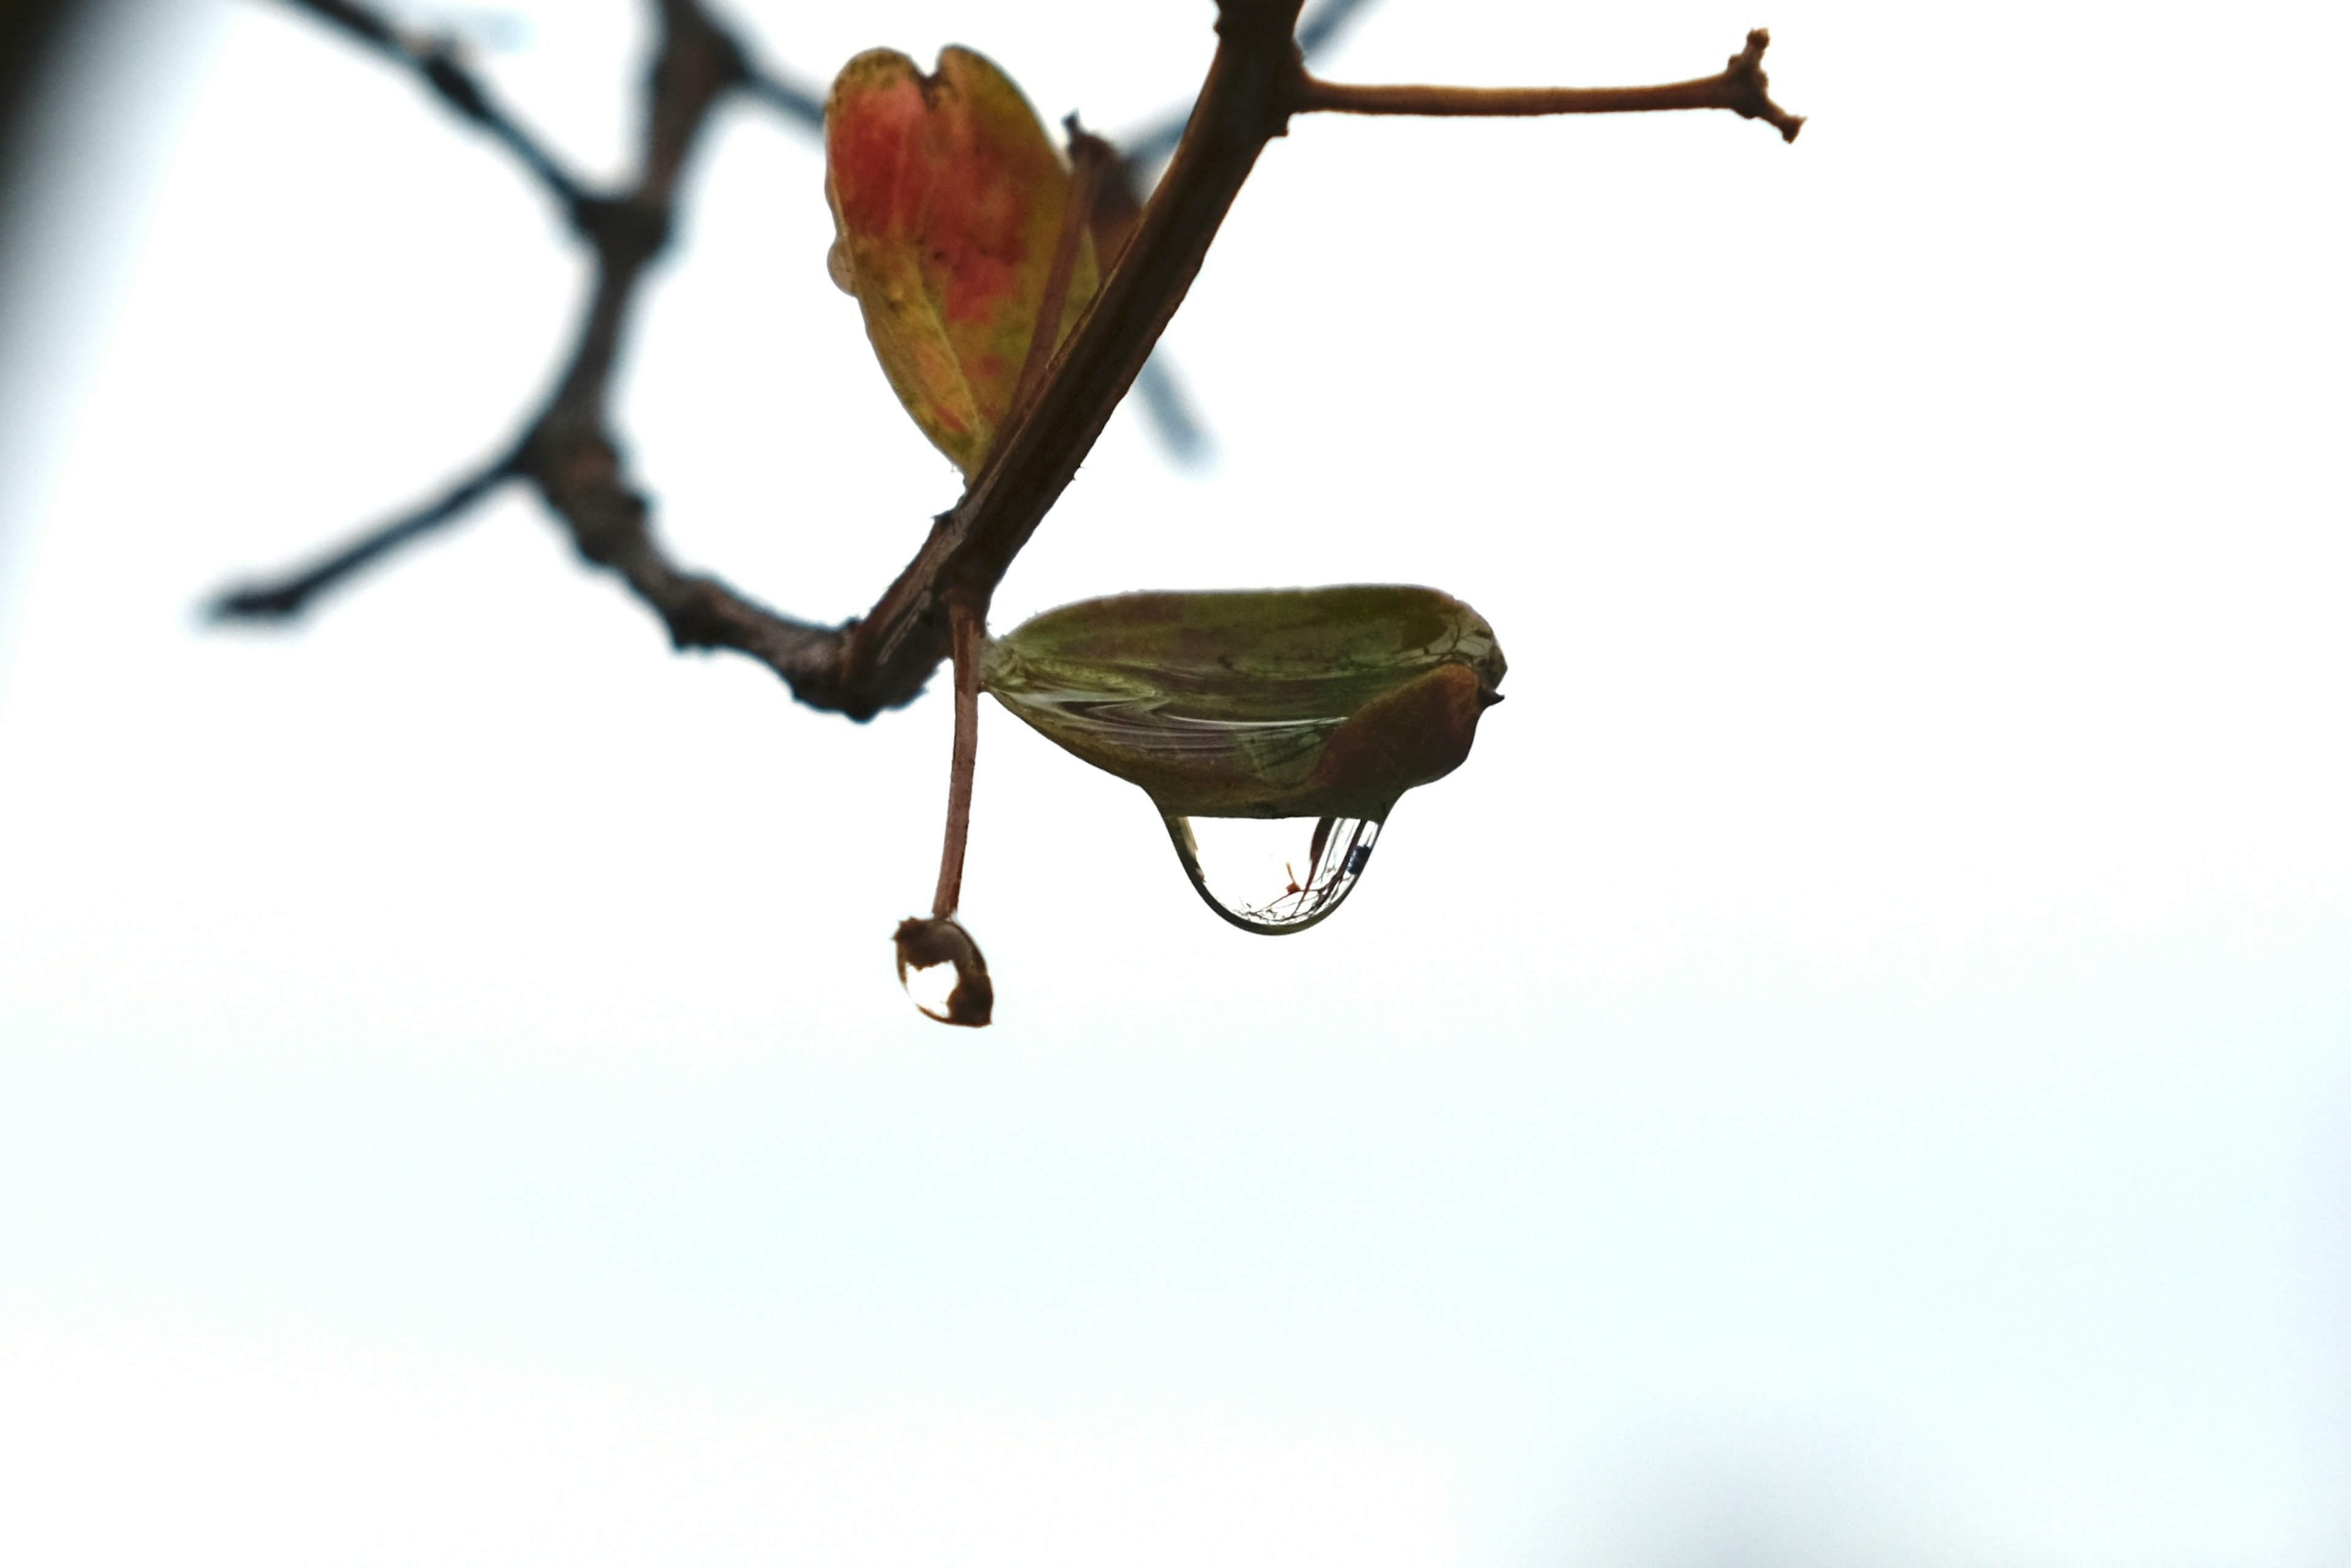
left=214, top=0, right=1802, bottom=722
left=211, top=0, right=1804, bottom=1016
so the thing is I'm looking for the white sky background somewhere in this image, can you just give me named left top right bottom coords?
left=2, top=1, right=2349, bottom=1563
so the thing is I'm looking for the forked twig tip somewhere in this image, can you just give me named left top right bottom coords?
left=1727, top=26, right=1805, bottom=142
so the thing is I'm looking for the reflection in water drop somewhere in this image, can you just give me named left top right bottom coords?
left=901, top=956, right=960, bottom=1021
left=1164, top=814, right=1381, bottom=934
left=893, top=915, right=993, bottom=1027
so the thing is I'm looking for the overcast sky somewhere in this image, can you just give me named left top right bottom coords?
left=3, top=2, right=2349, bottom=1564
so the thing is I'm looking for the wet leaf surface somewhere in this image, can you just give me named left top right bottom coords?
left=983, top=586, right=1506, bottom=822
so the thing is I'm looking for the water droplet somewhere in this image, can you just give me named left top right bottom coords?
left=893, top=916, right=993, bottom=1027
left=826, top=234, right=857, bottom=294
left=901, top=954, right=959, bottom=1019
left=1163, top=813, right=1381, bottom=934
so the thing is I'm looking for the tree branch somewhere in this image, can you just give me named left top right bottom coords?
left=209, top=449, right=517, bottom=620
left=896, top=593, right=994, bottom=1029
left=277, top=0, right=598, bottom=214
left=227, top=0, right=850, bottom=700
left=219, top=0, right=1801, bottom=724
left=1118, top=0, right=1381, bottom=170
left=1293, top=28, right=1805, bottom=143
left=506, top=0, right=859, bottom=704
left=833, top=0, right=1316, bottom=710
left=1131, top=356, right=1207, bottom=463
left=827, top=8, right=1804, bottom=710
left=740, top=59, right=825, bottom=130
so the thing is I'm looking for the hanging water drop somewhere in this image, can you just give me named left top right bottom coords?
left=900, top=951, right=959, bottom=1019
left=893, top=915, right=993, bottom=1027
left=1163, top=813, right=1382, bottom=934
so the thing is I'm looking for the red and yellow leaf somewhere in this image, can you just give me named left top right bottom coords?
left=824, top=47, right=1100, bottom=478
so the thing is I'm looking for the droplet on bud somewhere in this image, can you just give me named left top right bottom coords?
left=1166, top=813, right=1380, bottom=933
left=825, top=234, right=857, bottom=294
left=893, top=915, right=993, bottom=1027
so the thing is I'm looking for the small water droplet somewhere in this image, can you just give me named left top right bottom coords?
left=893, top=916, right=993, bottom=1027
left=826, top=235, right=857, bottom=294
left=1163, top=813, right=1381, bottom=934
left=902, top=956, right=958, bottom=1019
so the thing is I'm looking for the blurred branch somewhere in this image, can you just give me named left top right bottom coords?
left=216, top=0, right=1800, bottom=722
left=2, top=0, right=80, bottom=161
left=1294, top=0, right=1380, bottom=59
left=209, top=450, right=517, bottom=619
left=220, top=0, right=845, bottom=697
left=1119, top=0, right=1379, bottom=170
left=1103, top=0, right=1385, bottom=461
left=740, top=57, right=823, bottom=130
left=278, top=0, right=596, bottom=214
left=1132, top=356, right=1206, bottom=464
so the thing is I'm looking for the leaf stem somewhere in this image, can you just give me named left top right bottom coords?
left=931, top=591, right=986, bottom=919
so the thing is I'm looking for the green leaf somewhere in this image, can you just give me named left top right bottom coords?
left=981, top=586, right=1507, bottom=820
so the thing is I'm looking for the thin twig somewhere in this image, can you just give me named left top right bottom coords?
left=1098, top=0, right=1373, bottom=464
left=226, top=0, right=1802, bottom=1025
left=1133, top=356, right=1208, bottom=463
left=1119, top=0, right=1382, bottom=169
left=832, top=9, right=1805, bottom=711
left=1074, top=135, right=1205, bottom=466
left=930, top=593, right=985, bottom=918
left=279, top=0, right=598, bottom=214
left=1295, top=0, right=1381, bottom=59
left=1294, top=28, right=1805, bottom=142
left=209, top=450, right=517, bottom=620
left=837, top=0, right=1319, bottom=710
left=899, top=593, right=991, bottom=1025
left=506, top=0, right=855, bottom=705
left=227, top=0, right=1800, bottom=725
left=234, top=0, right=851, bottom=703
left=740, top=60, right=825, bottom=129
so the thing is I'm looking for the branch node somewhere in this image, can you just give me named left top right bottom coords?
left=1724, top=28, right=1805, bottom=143
left=572, top=193, right=672, bottom=259
left=420, top=46, right=490, bottom=124
left=1288, top=24, right=1805, bottom=141
left=246, top=0, right=1804, bottom=730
